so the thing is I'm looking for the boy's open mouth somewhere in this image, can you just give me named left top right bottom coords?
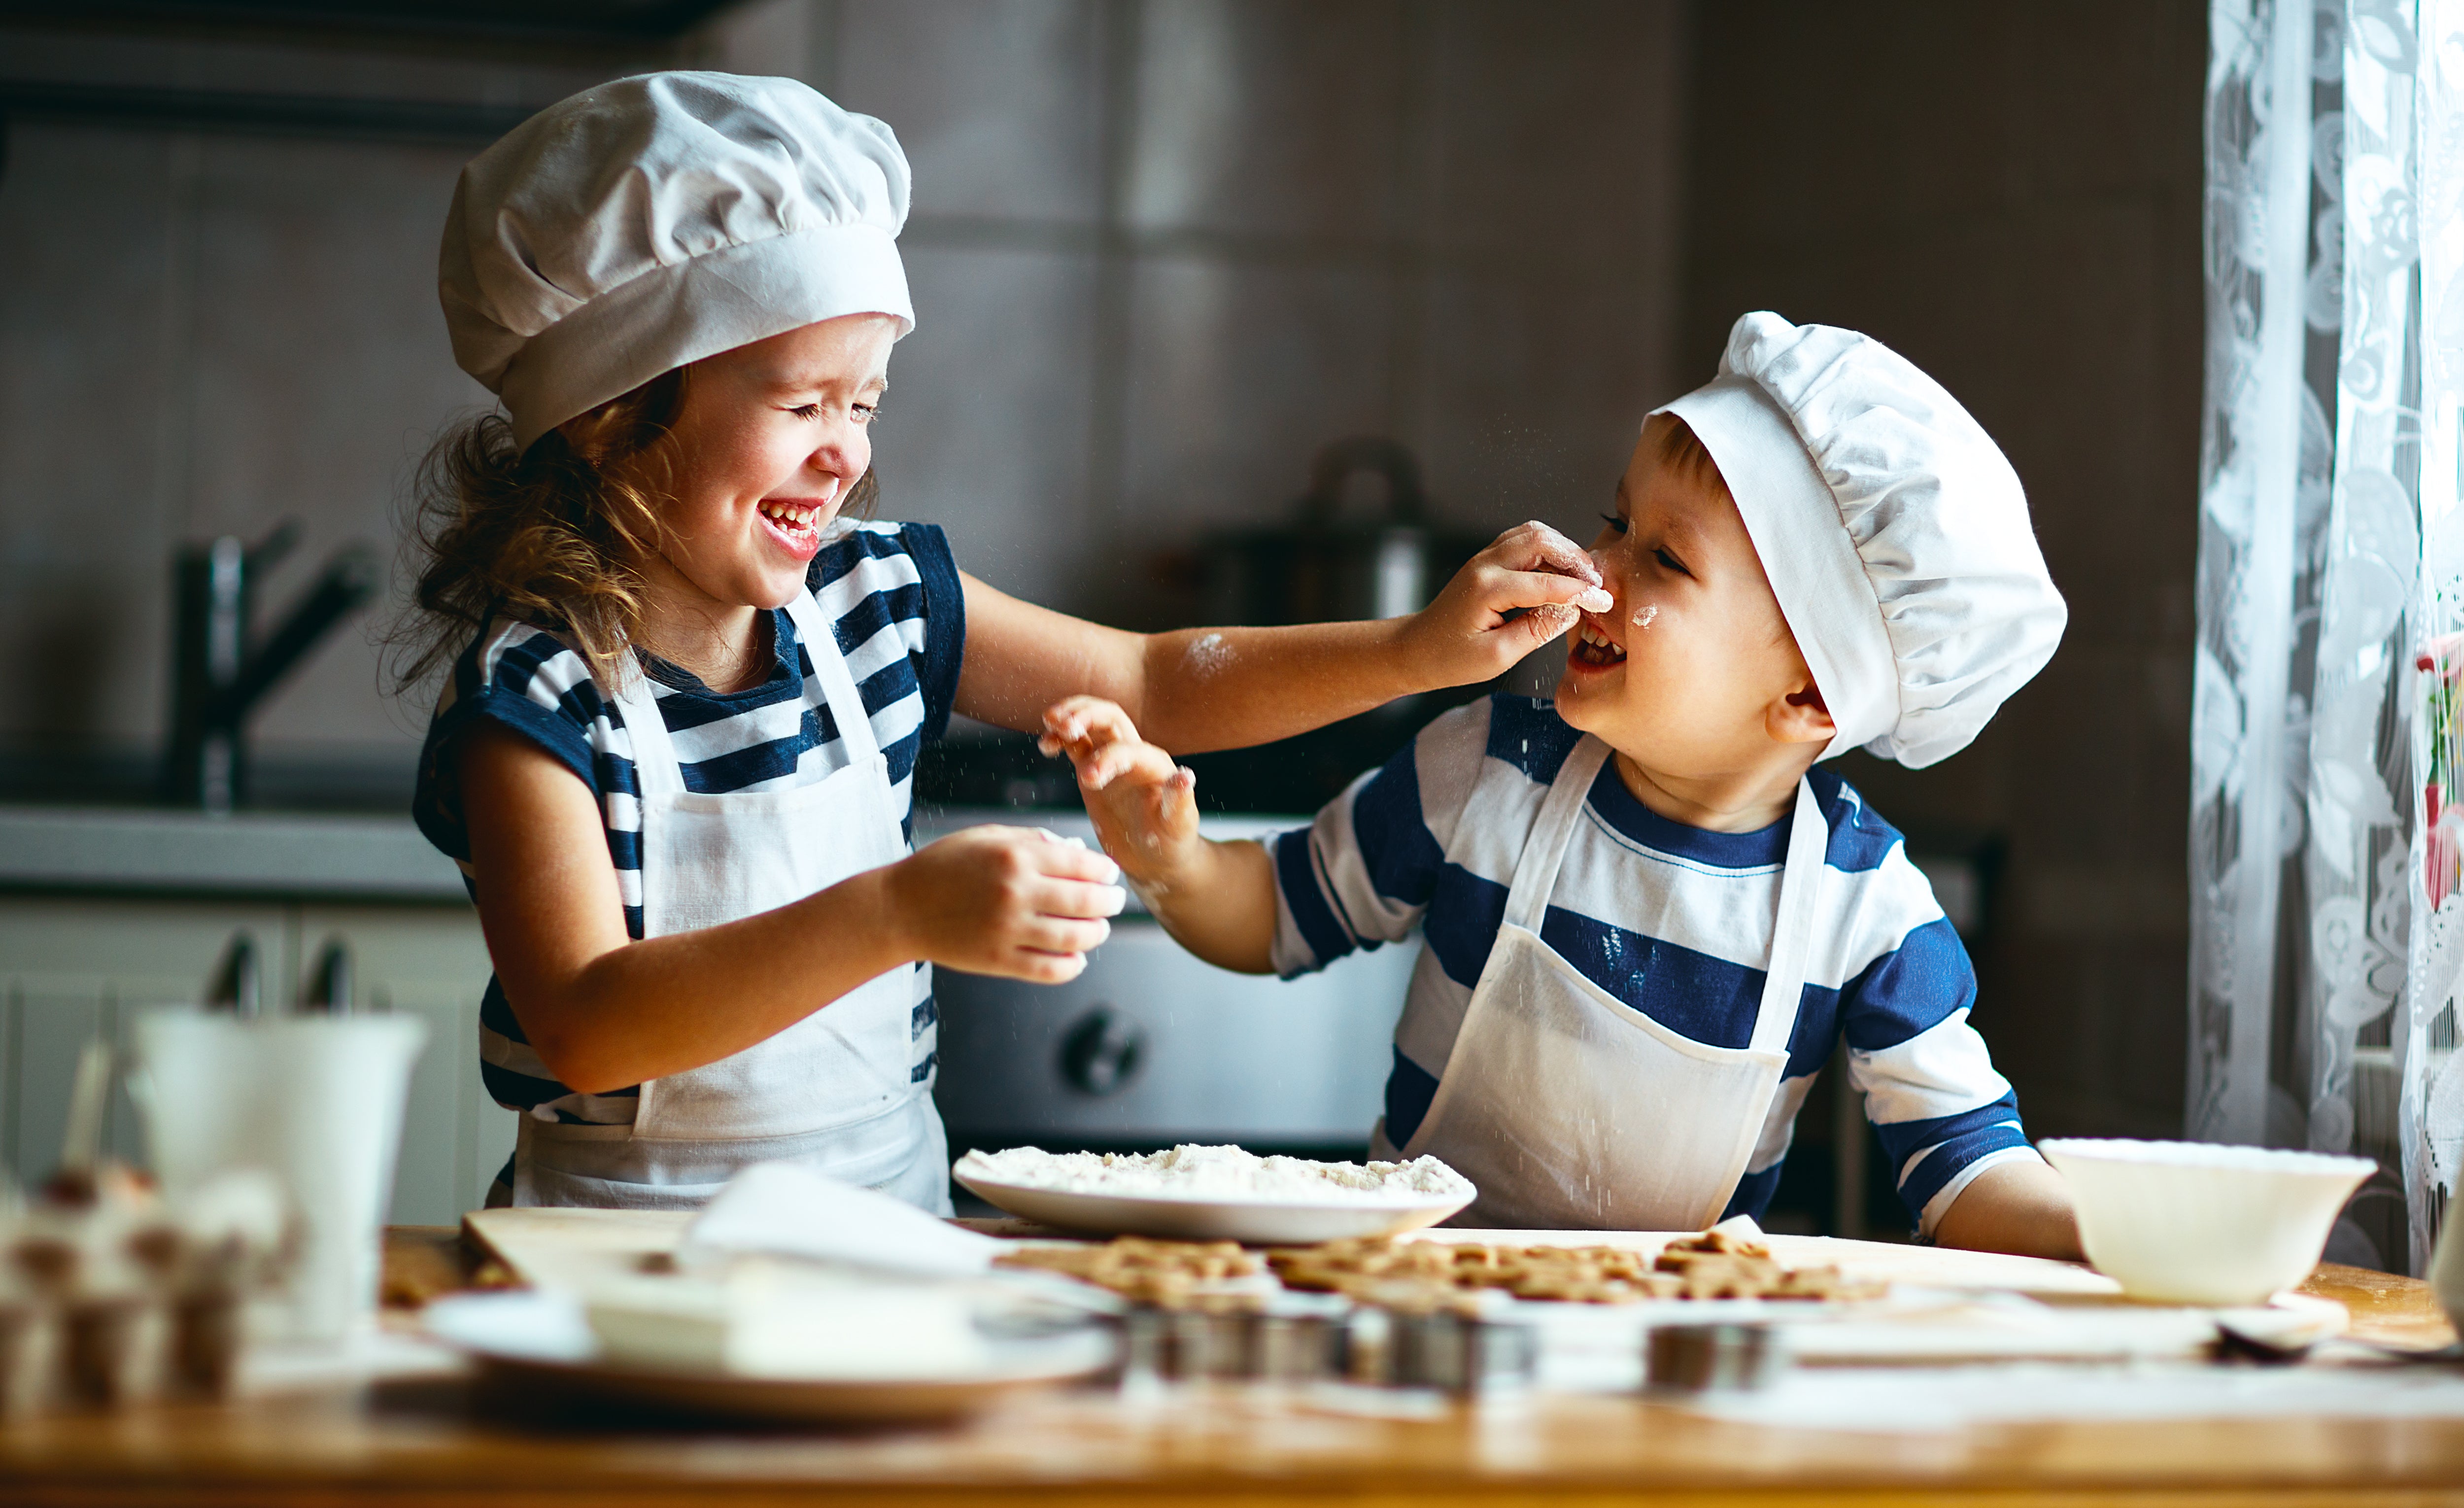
left=1569, top=618, right=1627, bottom=669
left=757, top=497, right=826, bottom=556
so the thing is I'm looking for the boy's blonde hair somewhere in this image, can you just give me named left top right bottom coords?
left=1649, top=411, right=1732, bottom=502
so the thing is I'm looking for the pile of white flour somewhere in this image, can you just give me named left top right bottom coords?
left=958, top=1143, right=1471, bottom=1204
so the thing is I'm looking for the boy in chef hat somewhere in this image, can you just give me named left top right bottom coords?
left=1044, top=312, right=2080, bottom=1254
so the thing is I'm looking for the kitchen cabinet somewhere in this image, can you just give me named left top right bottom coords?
left=0, top=894, right=510, bottom=1225
left=0, top=896, right=294, bottom=1179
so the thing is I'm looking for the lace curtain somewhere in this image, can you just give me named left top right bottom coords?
left=2190, top=0, right=2464, bottom=1273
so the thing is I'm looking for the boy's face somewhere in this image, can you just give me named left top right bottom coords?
left=1556, top=416, right=1830, bottom=784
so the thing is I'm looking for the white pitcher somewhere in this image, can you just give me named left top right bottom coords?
left=134, top=1011, right=428, bottom=1345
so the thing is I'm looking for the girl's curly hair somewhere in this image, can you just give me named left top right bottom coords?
left=390, top=368, right=877, bottom=696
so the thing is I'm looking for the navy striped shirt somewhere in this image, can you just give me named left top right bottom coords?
left=412, top=519, right=963, bottom=1127
left=1268, top=694, right=2036, bottom=1235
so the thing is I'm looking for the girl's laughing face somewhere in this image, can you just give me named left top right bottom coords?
left=653, top=313, right=897, bottom=615
left=1557, top=416, right=1831, bottom=788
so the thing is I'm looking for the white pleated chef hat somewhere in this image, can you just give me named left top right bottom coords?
left=1654, top=311, right=2065, bottom=769
left=440, top=71, right=914, bottom=452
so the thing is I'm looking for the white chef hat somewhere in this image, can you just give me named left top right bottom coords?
left=440, top=71, right=914, bottom=452
left=1654, top=311, right=2065, bottom=769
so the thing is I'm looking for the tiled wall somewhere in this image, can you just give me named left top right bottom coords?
left=0, top=24, right=640, bottom=775
left=0, top=0, right=1686, bottom=776
left=0, top=122, right=482, bottom=759
left=833, top=0, right=1688, bottom=626
left=1683, top=0, right=2209, bottom=1144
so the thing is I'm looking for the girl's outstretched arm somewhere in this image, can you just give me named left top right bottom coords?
left=953, top=521, right=1609, bottom=752
left=458, top=722, right=1125, bottom=1094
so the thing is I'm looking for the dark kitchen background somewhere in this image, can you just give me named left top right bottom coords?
left=0, top=1, right=2201, bottom=1235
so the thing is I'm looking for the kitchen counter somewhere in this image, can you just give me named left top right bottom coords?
left=0, top=804, right=466, bottom=902
left=0, top=802, right=1291, bottom=906
left=0, top=1228, right=2459, bottom=1507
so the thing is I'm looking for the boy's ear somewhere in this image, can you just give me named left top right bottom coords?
left=1769, top=676, right=1836, bottom=747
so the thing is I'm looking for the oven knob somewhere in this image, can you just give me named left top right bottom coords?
left=1060, top=1006, right=1145, bottom=1096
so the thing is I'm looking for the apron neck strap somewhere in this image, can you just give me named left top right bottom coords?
left=782, top=588, right=884, bottom=766
left=1502, top=735, right=1613, bottom=933
left=607, top=589, right=880, bottom=799
left=1749, top=776, right=1827, bottom=1059
left=608, top=652, right=683, bottom=799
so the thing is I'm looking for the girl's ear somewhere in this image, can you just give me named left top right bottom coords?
left=1770, top=677, right=1836, bottom=747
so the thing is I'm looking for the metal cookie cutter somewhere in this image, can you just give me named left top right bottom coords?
left=1383, top=1308, right=1540, bottom=1396
left=1123, top=1294, right=1349, bottom=1384
left=1644, top=1322, right=1787, bottom=1393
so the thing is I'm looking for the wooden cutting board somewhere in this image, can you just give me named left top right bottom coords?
left=468, top=1207, right=2117, bottom=1299
left=463, top=1209, right=1044, bottom=1288
left=466, top=1208, right=2342, bottom=1365
left=465, top=1206, right=692, bottom=1291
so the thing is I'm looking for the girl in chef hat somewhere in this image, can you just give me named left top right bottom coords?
left=1053, top=312, right=2083, bottom=1256
left=401, top=72, right=1610, bottom=1212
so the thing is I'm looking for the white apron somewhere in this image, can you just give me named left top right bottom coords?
left=514, top=589, right=949, bottom=1214
left=1383, top=735, right=1826, bottom=1231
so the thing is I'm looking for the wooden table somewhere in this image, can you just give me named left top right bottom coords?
left=0, top=1227, right=2458, bottom=1507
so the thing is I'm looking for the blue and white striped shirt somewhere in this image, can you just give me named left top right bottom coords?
left=1268, top=694, right=2036, bottom=1235
left=412, top=519, right=964, bottom=1128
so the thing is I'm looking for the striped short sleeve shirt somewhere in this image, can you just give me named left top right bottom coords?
left=1267, top=694, right=2037, bottom=1236
left=412, top=519, right=964, bottom=1128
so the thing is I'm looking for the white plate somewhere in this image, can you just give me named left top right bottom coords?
left=424, top=1290, right=1114, bottom=1425
left=952, top=1169, right=1473, bottom=1244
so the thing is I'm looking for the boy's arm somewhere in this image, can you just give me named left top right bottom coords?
left=1931, top=1159, right=2083, bottom=1262
left=1043, top=697, right=1279, bottom=973
left=956, top=522, right=1608, bottom=752
left=1841, top=900, right=2078, bottom=1256
left=1120, top=835, right=1277, bottom=975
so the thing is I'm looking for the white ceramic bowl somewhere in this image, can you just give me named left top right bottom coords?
left=2038, top=1138, right=2374, bottom=1305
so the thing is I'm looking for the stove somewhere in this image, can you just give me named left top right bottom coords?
left=914, top=808, right=1416, bottom=1155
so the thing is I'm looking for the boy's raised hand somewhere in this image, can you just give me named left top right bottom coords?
left=1403, top=521, right=1613, bottom=685
left=1041, top=694, right=1281, bottom=976
left=1039, top=695, right=1201, bottom=884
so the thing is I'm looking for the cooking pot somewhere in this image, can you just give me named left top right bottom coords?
left=1201, top=438, right=1492, bottom=626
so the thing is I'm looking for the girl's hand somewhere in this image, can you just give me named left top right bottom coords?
left=1039, top=696, right=1202, bottom=887
left=887, top=825, right=1127, bottom=983
left=1401, top=521, right=1613, bottom=684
